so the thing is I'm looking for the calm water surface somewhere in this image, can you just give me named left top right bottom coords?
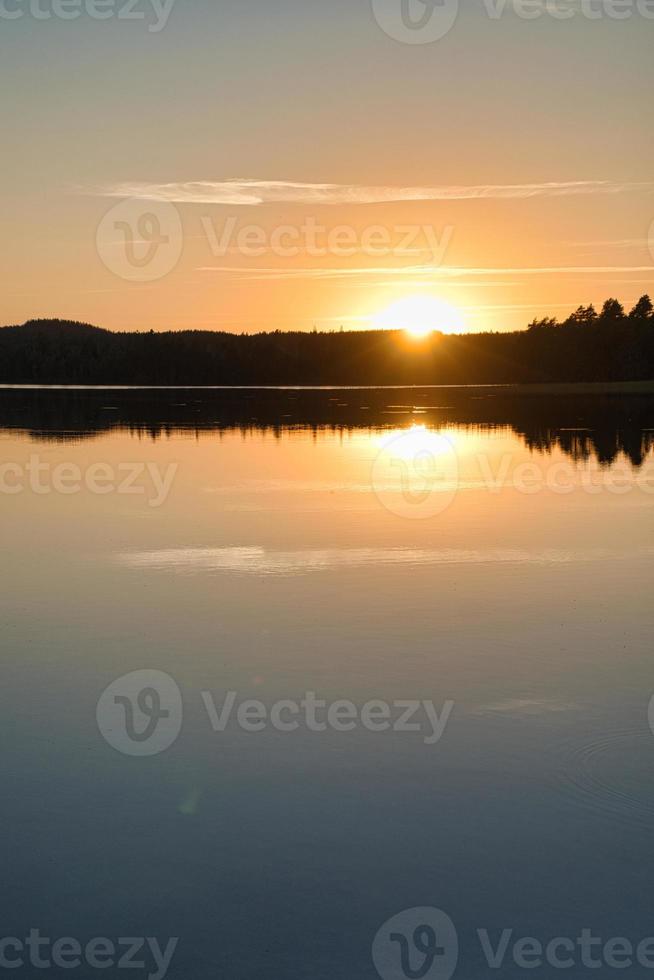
left=1, top=388, right=654, bottom=979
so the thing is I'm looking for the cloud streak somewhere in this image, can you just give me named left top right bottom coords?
left=97, top=178, right=653, bottom=207
left=199, top=264, right=654, bottom=282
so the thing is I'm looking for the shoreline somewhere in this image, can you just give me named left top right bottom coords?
left=1, top=380, right=654, bottom=394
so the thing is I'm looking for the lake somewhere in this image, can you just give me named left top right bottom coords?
left=1, top=386, right=654, bottom=980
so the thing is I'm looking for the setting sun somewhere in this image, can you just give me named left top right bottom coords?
left=372, top=295, right=465, bottom=339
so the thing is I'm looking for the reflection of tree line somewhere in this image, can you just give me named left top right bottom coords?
left=516, top=427, right=654, bottom=468
left=2, top=386, right=654, bottom=468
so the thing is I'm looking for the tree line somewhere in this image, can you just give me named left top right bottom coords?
left=0, top=295, right=652, bottom=385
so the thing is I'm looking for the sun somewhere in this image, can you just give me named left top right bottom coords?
left=372, top=295, right=465, bottom=338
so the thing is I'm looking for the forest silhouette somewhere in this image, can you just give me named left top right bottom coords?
left=0, top=295, right=653, bottom=386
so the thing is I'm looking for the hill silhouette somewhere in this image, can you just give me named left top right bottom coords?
left=1, top=296, right=653, bottom=385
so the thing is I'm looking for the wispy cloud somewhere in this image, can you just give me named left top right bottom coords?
left=199, top=264, right=654, bottom=282
left=564, top=238, right=648, bottom=249
left=96, top=178, right=653, bottom=207
left=332, top=302, right=600, bottom=322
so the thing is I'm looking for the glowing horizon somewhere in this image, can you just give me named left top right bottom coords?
left=1, top=4, right=652, bottom=335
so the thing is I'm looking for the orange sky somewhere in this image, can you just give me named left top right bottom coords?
left=2, top=2, right=653, bottom=334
